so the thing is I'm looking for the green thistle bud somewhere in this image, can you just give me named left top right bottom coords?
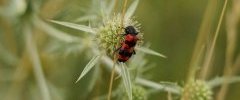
left=123, top=85, right=147, bottom=100
left=132, top=85, right=147, bottom=100
left=182, top=80, right=213, bottom=100
left=96, top=14, right=143, bottom=56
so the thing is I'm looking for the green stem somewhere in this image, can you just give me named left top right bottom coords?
left=107, top=59, right=117, bottom=100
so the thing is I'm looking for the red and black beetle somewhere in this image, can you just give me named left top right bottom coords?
left=117, top=26, right=139, bottom=62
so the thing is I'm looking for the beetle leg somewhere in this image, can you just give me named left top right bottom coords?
left=133, top=50, right=136, bottom=55
left=114, top=47, right=121, bottom=53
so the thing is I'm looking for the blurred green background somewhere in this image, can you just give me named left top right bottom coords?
left=0, top=0, right=239, bottom=100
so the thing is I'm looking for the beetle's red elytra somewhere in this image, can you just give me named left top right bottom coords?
left=117, top=26, right=139, bottom=62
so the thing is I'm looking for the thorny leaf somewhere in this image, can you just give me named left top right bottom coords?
left=34, top=17, right=80, bottom=42
left=76, top=55, right=101, bottom=83
left=50, top=20, right=96, bottom=34
left=120, top=63, right=132, bottom=100
left=136, top=47, right=167, bottom=58
left=125, top=0, right=139, bottom=20
left=136, top=78, right=181, bottom=95
left=75, top=15, right=97, bottom=22
left=106, top=0, right=116, bottom=16
left=207, top=76, right=240, bottom=89
left=87, top=63, right=100, bottom=92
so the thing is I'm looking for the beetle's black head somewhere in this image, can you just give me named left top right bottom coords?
left=125, top=26, right=138, bottom=35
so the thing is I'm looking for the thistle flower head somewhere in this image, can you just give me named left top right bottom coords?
left=122, top=85, right=147, bottom=100
left=96, top=14, right=143, bottom=56
left=132, top=85, right=147, bottom=100
left=182, top=80, right=213, bottom=100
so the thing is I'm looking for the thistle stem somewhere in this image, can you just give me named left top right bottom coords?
left=108, top=0, right=128, bottom=99
left=107, top=57, right=117, bottom=100
left=121, top=0, right=128, bottom=27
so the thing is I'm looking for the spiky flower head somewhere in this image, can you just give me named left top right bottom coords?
left=123, top=85, right=147, bottom=100
left=132, top=85, right=147, bottom=100
left=96, top=14, right=143, bottom=56
left=182, top=80, right=213, bottom=100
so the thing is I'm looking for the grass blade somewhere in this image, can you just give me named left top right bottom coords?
left=50, top=20, right=96, bottom=34
left=136, top=47, right=167, bottom=58
left=76, top=55, right=100, bottom=83
left=125, top=0, right=139, bottom=20
left=120, top=63, right=132, bottom=100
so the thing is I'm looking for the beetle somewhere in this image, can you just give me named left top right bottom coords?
left=117, top=26, right=139, bottom=62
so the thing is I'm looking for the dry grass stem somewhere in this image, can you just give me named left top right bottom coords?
left=187, top=0, right=217, bottom=81
left=201, top=0, right=229, bottom=80
left=216, top=0, right=240, bottom=100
